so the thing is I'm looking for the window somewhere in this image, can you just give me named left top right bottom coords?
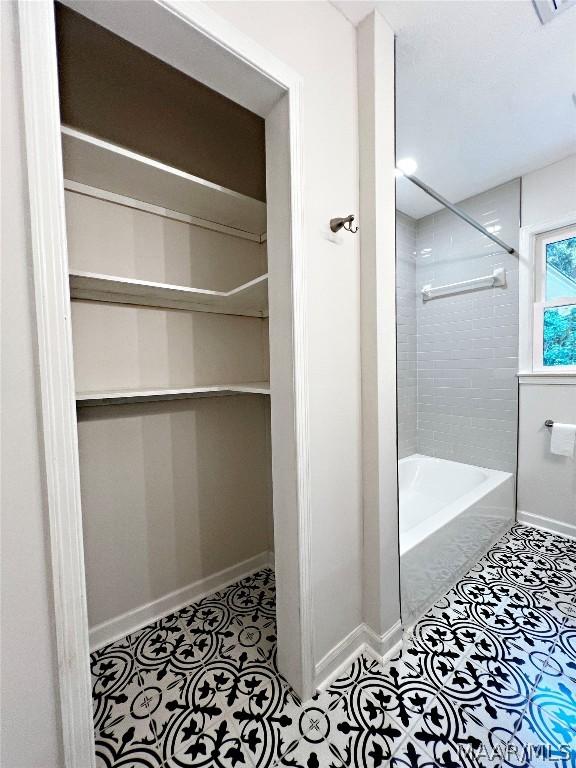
left=533, top=226, right=576, bottom=371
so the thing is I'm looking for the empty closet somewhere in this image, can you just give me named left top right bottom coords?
left=56, top=4, right=274, bottom=645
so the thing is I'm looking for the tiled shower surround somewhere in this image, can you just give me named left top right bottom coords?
left=396, top=212, right=418, bottom=459
left=396, top=180, right=520, bottom=472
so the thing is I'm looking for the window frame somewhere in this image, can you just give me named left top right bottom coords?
left=532, top=225, right=576, bottom=372
left=518, top=212, right=576, bottom=379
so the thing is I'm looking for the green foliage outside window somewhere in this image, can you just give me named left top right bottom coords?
left=546, top=236, right=576, bottom=290
left=543, top=305, right=576, bottom=366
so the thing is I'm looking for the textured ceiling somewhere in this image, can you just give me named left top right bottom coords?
left=333, top=0, right=576, bottom=218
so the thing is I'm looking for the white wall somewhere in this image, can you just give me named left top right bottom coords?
left=209, top=1, right=364, bottom=667
left=1, top=3, right=64, bottom=765
left=521, top=155, right=576, bottom=226
left=518, top=155, right=576, bottom=536
left=357, top=10, right=401, bottom=656
left=518, top=385, right=576, bottom=536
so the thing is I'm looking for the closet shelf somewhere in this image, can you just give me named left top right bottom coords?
left=61, top=126, right=267, bottom=238
left=76, top=382, right=271, bottom=407
left=69, top=271, right=269, bottom=317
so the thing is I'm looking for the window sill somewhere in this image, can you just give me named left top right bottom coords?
left=518, top=372, right=576, bottom=385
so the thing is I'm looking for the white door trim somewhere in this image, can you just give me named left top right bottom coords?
left=17, top=2, right=313, bottom=764
left=17, top=3, right=94, bottom=765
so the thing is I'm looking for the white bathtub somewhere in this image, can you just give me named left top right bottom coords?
left=399, top=454, right=514, bottom=625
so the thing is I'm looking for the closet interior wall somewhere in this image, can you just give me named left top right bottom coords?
left=69, top=196, right=273, bottom=633
left=57, top=4, right=274, bottom=641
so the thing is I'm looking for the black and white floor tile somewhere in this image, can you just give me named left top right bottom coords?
left=92, top=524, right=576, bottom=767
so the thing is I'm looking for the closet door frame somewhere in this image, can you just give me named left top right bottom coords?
left=17, top=2, right=313, bottom=766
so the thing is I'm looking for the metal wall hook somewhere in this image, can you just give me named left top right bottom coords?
left=330, top=215, right=358, bottom=234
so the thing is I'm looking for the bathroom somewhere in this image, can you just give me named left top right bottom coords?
left=392, top=0, right=576, bottom=623
left=3, top=1, right=576, bottom=766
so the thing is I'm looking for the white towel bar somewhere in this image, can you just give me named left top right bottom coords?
left=421, top=268, right=506, bottom=301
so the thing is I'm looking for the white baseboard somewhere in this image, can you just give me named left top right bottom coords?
left=362, top=620, right=403, bottom=663
left=89, top=551, right=274, bottom=651
left=517, top=510, right=576, bottom=540
left=314, top=624, right=366, bottom=691
left=314, top=620, right=404, bottom=691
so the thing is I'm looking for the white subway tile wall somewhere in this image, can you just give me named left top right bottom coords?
left=396, top=212, right=418, bottom=459
left=397, top=179, right=520, bottom=473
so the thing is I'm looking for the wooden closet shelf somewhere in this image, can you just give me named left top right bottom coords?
left=76, top=383, right=271, bottom=407
left=61, top=126, right=267, bottom=237
left=69, top=271, right=269, bottom=317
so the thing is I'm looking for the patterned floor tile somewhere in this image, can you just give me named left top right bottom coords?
left=407, top=689, right=511, bottom=767
left=324, top=652, right=383, bottom=698
left=499, top=525, right=568, bottom=558
left=95, top=743, right=164, bottom=768
left=198, top=657, right=288, bottom=713
left=528, top=684, right=576, bottom=740
left=91, top=637, right=141, bottom=734
left=220, top=570, right=276, bottom=622
left=421, top=580, right=567, bottom=704
left=358, top=655, right=439, bottom=731
left=390, top=739, right=441, bottom=768
left=467, top=632, right=554, bottom=697
left=274, top=735, right=347, bottom=767
left=530, top=638, right=576, bottom=706
left=147, top=666, right=225, bottom=762
left=178, top=596, right=235, bottom=666
left=90, top=525, right=576, bottom=768
left=94, top=670, right=161, bottom=767
left=130, top=614, right=208, bottom=685
left=163, top=715, right=252, bottom=767
left=398, top=728, right=503, bottom=768
left=433, top=655, right=529, bottom=737
left=554, top=626, right=576, bottom=667
left=219, top=612, right=277, bottom=668
left=555, top=599, right=576, bottom=632
left=231, top=679, right=304, bottom=766
left=316, top=672, right=409, bottom=766
left=506, top=700, right=576, bottom=768
left=406, top=611, right=495, bottom=689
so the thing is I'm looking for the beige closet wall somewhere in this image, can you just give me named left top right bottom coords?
left=1, top=3, right=63, bottom=765
left=209, top=1, right=364, bottom=666
left=67, top=191, right=272, bottom=631
left=78, top=396, right=273, bottom=628
left=66, top=194, right=269, bottom=396
left=72, top=303, right=268, bottom=392
left=66, top=191, right=267, bottom=291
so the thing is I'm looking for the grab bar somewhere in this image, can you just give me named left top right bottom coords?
left=421, top=268, right=506, bottom=301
